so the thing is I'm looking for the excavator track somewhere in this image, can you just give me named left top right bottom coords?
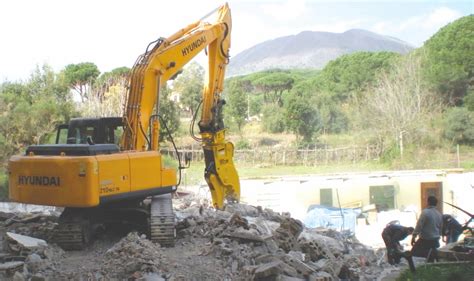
left=150, top=194, right=176, bottom=247
left=54, top=209, right=92, bottom=250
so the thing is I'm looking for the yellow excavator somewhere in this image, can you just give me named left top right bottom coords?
left=8, top=3, right=239, bottom=249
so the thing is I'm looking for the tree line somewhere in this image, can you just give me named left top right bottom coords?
left=223, top=15, right=474, bottom=158
left=1, top=15, right=473, bottom=167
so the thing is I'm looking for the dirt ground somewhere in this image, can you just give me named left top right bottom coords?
left=0, top=193, right=414, bottom=281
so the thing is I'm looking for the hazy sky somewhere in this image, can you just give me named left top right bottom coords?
left=0, top=0, right=472, bottom=81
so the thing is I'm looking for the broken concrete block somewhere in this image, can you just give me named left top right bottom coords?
left=299, top=230, right=345, bottom=256
left=255, top=254, right=280, bottom=264
left=278, top=261, right=299, bottom=278
left=229, top=213, right=250, bottom=229
left=25, top=253, right=44, bottom=273
left=287, top=251, right=305, bottom=262
left=265, top=239, right=280, bottom=254
left=12, top=271, right=26, bottom=281
left=254, top=261, right=282, bottom=279
left=225, top=203, right=260, bottom=217
left=282, top=254, right=315, bottom=277
left=278, top=276, right=306, bottom=281
left=30, top=274, right=46, bottom=281
left=308, top=271, right=333, bottom=281
left=223, top=227, right=270, bottom=243
left=6, top=233, right=47, bottom=249
left=0, top=261, right=25, bottom=271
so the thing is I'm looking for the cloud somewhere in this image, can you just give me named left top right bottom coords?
left=367, top=6, right=464, bottom=46
left=422, top=7, right=462, bottom=29
left=261, top=0, right=307, bottom=21
left=398, top=7, right=462, bottom=31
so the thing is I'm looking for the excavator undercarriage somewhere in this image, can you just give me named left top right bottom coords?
left=54, top=194, right=175, bottom=250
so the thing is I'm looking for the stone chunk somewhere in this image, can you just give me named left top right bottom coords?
left=223, top=227, right=270, bottom=243
left=0, top=261, right=25, bottom=271
left=6, top=232, right=47, bottom=249
left=278, top=276, right=306, bottom=281
left=254, top=261, right=282, bottom=279
left=282, top=254, right=315, bottom=277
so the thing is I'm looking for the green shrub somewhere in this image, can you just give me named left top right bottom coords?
left=443, top=107, right=474, bottom=145
left=262, top=104, right=286, bottom=133
left=0, top=170, right=8, bottom=201
left=235, top=139, right=251, bottom=150
left=397, top=262, right=474, bottom=281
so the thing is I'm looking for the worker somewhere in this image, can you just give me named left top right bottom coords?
left=442, top=214, right=463, bottom=244
left=381, top=222, right=414, bottom=264
left=411, top=196, right=443, bottom=262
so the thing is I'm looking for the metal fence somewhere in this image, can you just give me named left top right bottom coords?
left=162, top=145, right=382, bottom=166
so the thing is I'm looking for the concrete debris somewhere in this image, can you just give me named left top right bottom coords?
left=0, top=192, right=406, bottom=280
left=6, top=233, right=47, bottom=250
left=101, top=232, right=164, bottom=278
left=0, top=261, right=24, bottom=272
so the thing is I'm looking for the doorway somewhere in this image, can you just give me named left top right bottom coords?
left=420, top=182, right=443, bottom=213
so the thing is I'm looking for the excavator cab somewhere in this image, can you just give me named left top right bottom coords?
left=25, top=117, right=124, bottom=157
left=56, top=117, right=124, bottom=145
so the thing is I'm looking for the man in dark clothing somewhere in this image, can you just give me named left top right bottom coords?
left=442, top=214, right=463, bottom=244
left=382, top=223, right=414, bottom=264
left=411, top=196, right=443, bottom=262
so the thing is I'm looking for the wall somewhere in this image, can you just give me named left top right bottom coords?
left=240, top=170, right=474, bottom=223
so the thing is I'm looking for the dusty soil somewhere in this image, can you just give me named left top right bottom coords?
left=0, top=194, right=409, bottom=281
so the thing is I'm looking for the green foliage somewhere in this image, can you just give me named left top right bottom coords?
left=422, top=15, right=474, bottom=105
left=379, top=143, right=401, bottom=164
left=443, top=107, right=474, bottom=145
left=396, top=262, right=474, bottom=281
left=464, top=87, right=474, bottom=111
left=0, top=65, right=76, bottom=164
left=316, top=51, right=400, bottom=101
left=235, top=139, right=251, bottom=150
left=63, top=62, right=100, bottom=101
left=158, top=85, right=180, bottom=142
left=162, top=154, right=178, bottom=169
left=249, top=94, right=264, bottom=116
left=0, top=169, right=7, bottom=200
left=172, top=62, right=204, bottom=115
left=250, top=70, right=294, bottom=106
left=262, top=104, right=286, bottom=133
left=285, top=93, right=322, bottom=143
left=224, top=80, right=247, bottom=132
left=96, top=67, right=130, bottom=93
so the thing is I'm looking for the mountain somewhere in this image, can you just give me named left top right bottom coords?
left=227, top=29, right=414, bottom=77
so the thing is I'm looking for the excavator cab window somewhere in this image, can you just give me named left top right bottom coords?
left=70, top=126, right=96, bottom=144
left=55, top=124, right=69, bottom=144
left=103, top=124, right=124, bottom=145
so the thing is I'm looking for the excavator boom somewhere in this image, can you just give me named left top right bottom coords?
left=121, top=3, right=239, bottom=208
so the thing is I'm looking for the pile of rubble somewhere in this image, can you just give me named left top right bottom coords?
left=0, top=194, right=395, bottom=280
left=0, top=231, right=65, bottom=280
left=101, top=232, right=163, bottom=278
left=173, top=201, right=386, bottom=280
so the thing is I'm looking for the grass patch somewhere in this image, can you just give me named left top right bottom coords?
left=177, top=160, right=391, bottom=187
left=396, top=262, right=474, bottom=281
left=0, top=168, right=8, bottom=201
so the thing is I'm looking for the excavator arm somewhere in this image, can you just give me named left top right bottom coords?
left=122, top=3, right=239, bottom=209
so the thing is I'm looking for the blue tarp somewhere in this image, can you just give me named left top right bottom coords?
left=303, top=205, right=361, bottom=234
